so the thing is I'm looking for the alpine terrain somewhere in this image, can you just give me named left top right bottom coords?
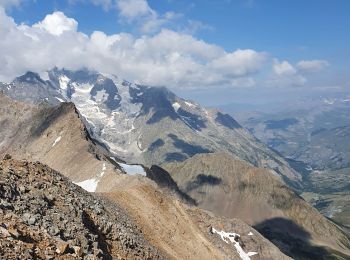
left=0, top=69, right=349, bottom=259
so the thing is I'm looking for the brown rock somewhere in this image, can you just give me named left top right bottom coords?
left=56, top=241, right=69, bottom=254
left=72, top=246, right=82, bottom=257
left=3, top=154, right=12, bottom=160
left=0, top=227, right=11, bottom=237
left=8, top=227, right=19, bottom=238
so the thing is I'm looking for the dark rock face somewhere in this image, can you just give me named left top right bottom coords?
left=0, top=158, right=163, bottom=259
left=147, top=165, right=197, bottom=205
left=215, top=112, right=241, bottom=130
left=90, top=78, right=121, bottom=110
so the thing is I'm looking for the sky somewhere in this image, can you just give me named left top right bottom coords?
left=0, top=0, right=349, bottom=106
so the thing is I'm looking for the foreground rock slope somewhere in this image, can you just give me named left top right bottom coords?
left=0, top=157, right=162, bottom=259
left=0, top=157, right=290, bottom=259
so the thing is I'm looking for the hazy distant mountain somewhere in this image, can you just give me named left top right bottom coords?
left=230, top=98, right=350, bottom=230
left=236, top=98, right=350, bottom=171
left=0, top=68, right=302, bottom=188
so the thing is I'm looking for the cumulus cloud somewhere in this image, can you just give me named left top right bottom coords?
left=270, top=59, right=306, bottom=87
left=0, top=9, right=267, bottom=89
left=273, top=60, right=297, bottom=76
left=117, top=0, right=152, bottom=19
left=297, top=59, right=329, bottom=72
left=33, top=12, right=78, bottom=35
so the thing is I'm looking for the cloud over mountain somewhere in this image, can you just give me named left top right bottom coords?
left=0, top=1, right=330, bottom=90
left=0, top=8, right=268, bottom=89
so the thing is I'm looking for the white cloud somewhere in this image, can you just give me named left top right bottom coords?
left=297, top=59, right=329, bottom=72
left=117, top=0, right=152, bottom=19
left=0, top=9, right=267, bottom=89
left=91, top=0, right=113, bottom=10
left=69, top=0, right=114, bottom=11
left=33, top=12, right=78, bottom=35
left=273, top=60, right=296, bottom=76
left=0, top=8, right=329, bottom=90
left=0, top=0, right=21, bottom=8
left=270, top=59, right=306, bottom=87
left=210, top=49, right=266, bottom=77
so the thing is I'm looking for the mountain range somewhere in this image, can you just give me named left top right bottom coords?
left=1, top=69, right=350, bottom=259
left=0, top=69, right=302, bottom=188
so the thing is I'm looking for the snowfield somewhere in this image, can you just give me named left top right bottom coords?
left=212, top=227, right=258, bottom=260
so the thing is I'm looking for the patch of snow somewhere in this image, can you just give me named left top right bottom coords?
left=59, top=75, right=70, bottom=90
left=212, top=227, right=258, bottom=260
left=184, top=101, right=196, bottom=108
left=74, top=162, right=108, bottom=192
left=327, top=206, right=343, bottom=218
left=119, top=163, right=146, bottom=176
left=55, top=97, right=65, bottom=102
left=306, top=165, right=313, bottom=171
left=324, top=98, right=335, bottom=105
left=100, top=163, right=106, bottom=177
left=52, top=136, right=61, bottom=147
left=172, top=102, right=181, bottom=112
left=74, top=178, right=99, bottom=192
left=94, top=89, right=109, bottom=103
left=40, top=71, right=50, bottom=81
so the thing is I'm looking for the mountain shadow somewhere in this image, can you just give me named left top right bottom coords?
left=147, top=165, right=197, bottom=205
left=30, top=102, right=75, bottom=138
left=254, top=217, right=349, bottom=260
left=177, top=108, right=207, bottom=131
left=215, top=112, right=242, bottom=130
left=164, top=134, right=211, bottom=162
left=168, top=134, right=211, bottom=157
left=148, top=138, right=165, bottom=152
left=186, top=174, right=222, bottom=192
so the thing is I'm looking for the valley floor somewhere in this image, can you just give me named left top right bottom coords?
left=301, top=168, right=350, bottom=229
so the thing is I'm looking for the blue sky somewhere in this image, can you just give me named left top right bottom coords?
left=1, top=0, right=350, bottom=106
left=9, top=0, right=350, bottom=59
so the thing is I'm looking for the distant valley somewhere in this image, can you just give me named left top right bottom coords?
left=226, top=97, right=350, bottom=229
